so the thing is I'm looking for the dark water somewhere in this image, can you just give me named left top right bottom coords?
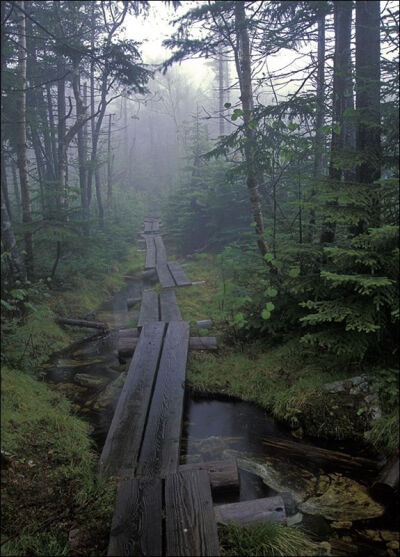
left=45, top=276, right=399, bottom=555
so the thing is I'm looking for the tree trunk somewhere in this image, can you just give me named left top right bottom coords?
left=74, top=68, right=89, bottom=236
left=46, top=83, right=58, bottom=193
left=107, top=113, right=112, bottom=209
left=57, top=68, right=67, bottom=215
left=11, top=158, right=21, bottom=221
left=95, top=165, right=104, bottom=229
left=1, top=152, right=12, bottom=219
left=1, top=194, right=26, bottom=284
left=320, top=1, right=354, bottom=244
left=355, top=0, right=381, bottom=231
left=308, top=15, right=325, bottom=242
left=16, top=0, right=34, bottom=278
left=234, top=2, right=269, bottom=260
left=218, top=44, right=225, bottom=136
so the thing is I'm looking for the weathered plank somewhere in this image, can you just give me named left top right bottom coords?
left=145, top=237, right=156, bottom=269
left=55, top=316, right=109, bottom=330
left=138, top=291, right=159, bottom=327
left=166, top=469, right=220, bottom=557
left=156, top=264, right=176, bottom=288
left=179, top=459, right=239, bottom=493
left=143, top=221, right=153, bottom=233
left=168, top=261, right=191, bottom=287
left=189, top=337, right=217, bottom=350
left=151, top=220, right=160, bottom=233
left=160, top=290, right=182, bottom=322
left=99, top=322, right=166, bottom=476
left=154, top=235, right=167, bottom=265
left=118, top=336, right=217, bottom=358
left=136, top=321, right=189, bottom=478
left=214, top=495, right=287, bottom=525
left=108, top=478, right=162, bottom=557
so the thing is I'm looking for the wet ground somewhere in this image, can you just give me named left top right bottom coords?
left=45, top=275, right=399, bottom=556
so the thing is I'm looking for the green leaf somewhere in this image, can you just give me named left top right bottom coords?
left=266, top=302, right=275, bottom=311
left=288, top=267, right=300, bottom=278
left=1, top=299, right=16, bottom=311
left=264, top=253, right=274, bottom=262
left=261, top=309, right=271, bottom=320
left=224, top=102, right=231, bottom=108
left=265, top=287, right=278, bottom=297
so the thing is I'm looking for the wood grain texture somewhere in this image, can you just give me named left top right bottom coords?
left=214, top=495, right=287, bottom=525
left=154, top=235, right=167, bottom=265
left=179, top=459, right=239, bottom=492
left=165, top=469, right=220, bottom=556
left=168, top=261, right=191, bottom=286
left=160, top=290, right=182, bottom=322
left=108, top=478, right=162, bottom=556
left=156, top=264, right=176, bottom=288
left=136, top=321, right=189, bottom=478
left=118, top=336, right=218, bottom=358
left=145, top=237, right=156, bottom=269
left=99, top=322, right=166, bottom=476
left=118, top=336, right=139, bottom=357
left=138, top=291, right=159, bottom=327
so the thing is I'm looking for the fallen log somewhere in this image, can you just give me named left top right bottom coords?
left=189, top=337, right=217, bottom=350
left=55, top=316, right=109, bottom=330
left=214, top=494, right=295, bottom=525
left=179, top=459, right=239, bottom=494
left=262, top=437, right=381, bottom=471
left=126, top=297, right=141, bottom=308
left=118, top=328, right=140, bottom=338
left=370, top=454, right=399, bottom=500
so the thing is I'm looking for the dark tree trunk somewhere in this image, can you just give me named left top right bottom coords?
left=355, top=0, right=381, bottom=231
left=107, top=113, right=112, bottom=209
left=234, top=2, right=269, bottom=260
left=308, top=15, right=325, bottom=242
left=1, top=152, right=12, bottom=219
left=1, top=193, right=26, bottom=284
left=320, top=1, right=354, bottom=244
left=11, top=159, right=21, bottom=221
left=218, top=45, right=225, bottom=136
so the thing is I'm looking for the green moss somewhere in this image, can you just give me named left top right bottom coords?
left=1, top=367, right=115, bottom=555
left=365, top=411, right=399, bottom=454
left=218, top=521, right=318, bottom=556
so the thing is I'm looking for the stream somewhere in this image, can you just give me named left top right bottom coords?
left=45, top=275, right=399, bottom=556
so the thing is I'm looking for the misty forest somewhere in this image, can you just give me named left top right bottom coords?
left=1, top=1, right=399, bottom=556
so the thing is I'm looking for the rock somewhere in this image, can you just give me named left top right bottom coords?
left=322, top=380, right=348, bottom=394
left=236, top=456, right=384, bottom=521
left=388, top=550, right=397, bottom=557
left=73, top=373, right=108, bottom=388
left=351, top=375, right=368, bottom=386
left=331, top=521, right=352, bottom=529
left=317, top=541, right=332, bottom=555
left=342, top=536, right=353, bottom=543
left=94, top=373, right=126, bottom=408
left=381, top=531, right=399, bottom=542
left=387, top=541, right=399, bottom=550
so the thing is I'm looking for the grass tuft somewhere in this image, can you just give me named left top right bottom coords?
left=218, top=521, right=318, bottom=556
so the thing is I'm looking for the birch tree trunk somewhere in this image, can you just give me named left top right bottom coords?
left=234, top=2, right=269, bottom=259
left=16, top=0, right=34, bottom=277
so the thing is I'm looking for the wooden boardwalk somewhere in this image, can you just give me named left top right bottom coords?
left=102, top=216, right=289, bottom=556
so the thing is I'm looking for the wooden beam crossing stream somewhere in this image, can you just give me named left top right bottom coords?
left=102, top=217, right=293, bottom=556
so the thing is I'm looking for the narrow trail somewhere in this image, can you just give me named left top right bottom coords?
left=100, top=216, right=293, bottom=556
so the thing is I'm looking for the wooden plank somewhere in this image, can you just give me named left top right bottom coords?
left=136, top=321, right=189, bottom=478
left=189, top=337, right=217, bottom=350
left=168, top=261, right=191, bottom=287
left=160, top=290, right=182, bottom=322
left=99, top=322, right=166, bottom=476
left=156, top=264, right=176, bottom=288
left=143, top=221, right=153, bottom=233
left=151, top=220, right=160, bottom=233
left=166, top=469, right=220, bottom=556
left=138, top=291, right=159, bottom=327
left=179, top=459, right=239, bottom=493
left=214, top=495, right=287, bottom=526
left=118, top=336, right=217, bottom=358
left=154, top=235, right=167, bottom=265
left=145, top=236, right=156, bottom=269
left=108, top=478, right=162, bottom=557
